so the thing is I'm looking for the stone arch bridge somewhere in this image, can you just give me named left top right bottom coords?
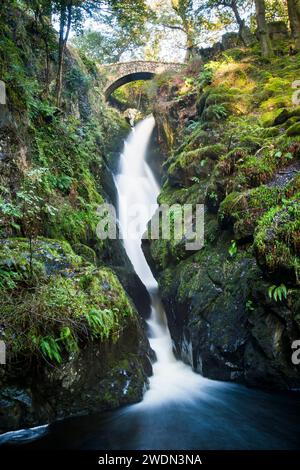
left=100, top=61, right=184, bottom=99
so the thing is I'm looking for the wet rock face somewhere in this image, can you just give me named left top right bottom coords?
left=148, top=55, right=300, bottom=391
left=0, top=239, right=153, bottom=434
left=0, top=319, right=152, bottom=433
left=149, top=234, right=300, bottom=390
left=42, top=319, right=152, bottom=418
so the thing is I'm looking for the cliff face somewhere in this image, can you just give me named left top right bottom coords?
left=144, top=48, right=300, bottom=390
left=0, top=5, right=151, bottom=432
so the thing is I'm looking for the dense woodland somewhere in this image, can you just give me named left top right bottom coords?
left=0, top=0, right=300, bottom=435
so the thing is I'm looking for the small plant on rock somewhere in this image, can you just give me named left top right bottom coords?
left=246, top=300, right=255, bottom=313
left=228, top=240, right=238, bottom=258
left=268, top=284, right=288, bottom=302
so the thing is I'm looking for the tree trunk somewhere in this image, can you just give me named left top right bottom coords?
left=184, top=21, right=197, bottom=61
left=254, top=0, right=273, bottom=58
left=231, top=0, right=248, bottom=46
left=56, top=3, right=72, bottom=107
left=288, top=0, right=300, bottom=50
left=29, top=235, right=33, bottom=279
left=37, top=12, right=51, bottom=93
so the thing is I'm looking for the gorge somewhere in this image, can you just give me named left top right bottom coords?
left=0, top=0, right=300, bottom=454
left=2, top=116, right=300, bottom=450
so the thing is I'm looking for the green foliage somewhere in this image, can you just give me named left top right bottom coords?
left=246, top=299, right=255, bottom=312
left=112, top=80, right=151, bottom=114
left=203, top=104, right=228, bottom=121
left=65, top=66, right=90, bottom=92
left=197, top=67, right=214, bottom=89
left=0, top=268, right=21, bottom=290
left=71, top=27, right=146, bottom=64
left=287, top=123, right=300, bottom=137
left=228, top=240, right=238, bottom=258
left=0, top=239, right=134, bottom=364
left=86, top=308, right=119, bottom=340
left=268, top=284, right=288, bottom=302
left=254, top=193, right=300, bottom=284
left=39, top=336, right=63, bottom=364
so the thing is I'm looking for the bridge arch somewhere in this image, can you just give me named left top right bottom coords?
left=105, top=71, right=155, bottom=99
left=101, top=61, right=184, bottom=99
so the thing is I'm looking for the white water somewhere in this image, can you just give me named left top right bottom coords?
left=2, top=116, right=300, bottom=450
left=115, top=116, right=207, bottom=406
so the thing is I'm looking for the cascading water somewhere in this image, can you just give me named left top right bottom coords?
left=2, top=117, right=300, bottom=450
left=114, top=116, right=206, bottom=406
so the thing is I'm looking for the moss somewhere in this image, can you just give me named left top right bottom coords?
left=239, top=155, right=276, bottom=186
left=219, top=186, right=282, bottom=239
left=72, top=243, right=97, bottom=264
left=287, top=122, right=300, bottom=137
left=46, top=201, right=102, bottom=247
left=0, top=238, right=134, bottom=362
left=181, top=144, right=225, bottom=164
left=202, top=103, right=229, bottom=122
left=0, top=237, right=82, bottom=279
left=167, top=143, right=226, bottom=187
left=262, top=127, right=281, bottom=138
left=205, top=88, right=235, bottom=106
left=260, top=108, right=285, bottom=128
left=254, top=195, right=300, bottom=284
left=181, top=127, right=211, bottom=153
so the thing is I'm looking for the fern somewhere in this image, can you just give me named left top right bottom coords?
left=268, top=284, right=288, bottom=302
left=40, top=336, right=62, bottom=364
left=85, top=308, right=118, bottom=340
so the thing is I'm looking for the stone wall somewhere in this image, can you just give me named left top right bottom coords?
left=198, top=22, right=290, bottom=62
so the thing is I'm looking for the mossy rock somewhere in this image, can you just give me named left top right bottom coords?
left=204, top=216, right=221, bottom=244
left=205, top=180, right=227, bottom=213
left=72, top=243, right=97, bottom=264
left=254, top=196, right=300, bottom=284
left=237, top=152, right=277, bottom=187
left=287, top=122, right=300, bottom=137
left=167, top=143, right=226, bottom=187
left=202, top=104, right=229, bottom=122
left=288, top=107, right=300, bottom=119
left=0, top=237, right=82, bottom=279
left=205, top=90, right=234, bottom=107
left=262, top=127, right=281, bottom=138
left=0, top=237, right=135, bottom=363
left=218, top=186, right=283, bottom=239
left=270, top=107, right=300, bottom=128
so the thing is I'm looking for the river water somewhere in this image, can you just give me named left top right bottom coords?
left=1, top=117, right=300, bottom=450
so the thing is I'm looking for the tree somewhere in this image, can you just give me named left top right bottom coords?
left=23, top=0, right=53, bottom=91
left=52, top=0, right=149, bottom=105
left=72, top=29, right=134, bottom=63
left=17, top=169, right=57, bottom=278
left=287, top=0, right=300, bottom=50
left=254, top=0, right=273, bottom=58
left=151, top=0, right=205, bottom=61
left=53, top=1, right=82, bottom=106
left=73, top=30, right=112, bottom=63
left=71, top=1, right=150, bottom=63
left=265, top=0, right=287, bottom=21
left=206, top=0, right=252, bottom=46
left=171, top=0, right=199, bottom=59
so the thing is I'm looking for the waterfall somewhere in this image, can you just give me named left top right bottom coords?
left=2, top=117, right=298, bottom=451
left=114, top=116, right=205, bottom=406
